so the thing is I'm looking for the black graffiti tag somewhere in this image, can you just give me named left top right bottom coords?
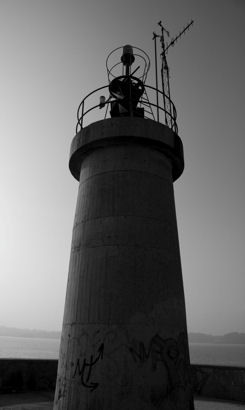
left=128, top=334, right=188, bottom=396
left=72, top=343, right=104, bottom=391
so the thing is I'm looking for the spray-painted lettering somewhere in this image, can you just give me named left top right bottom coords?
left=72, top=343, right=104, bottom=391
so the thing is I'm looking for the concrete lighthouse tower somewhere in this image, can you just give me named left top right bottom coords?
left=54, top=43, right=194, bottom=409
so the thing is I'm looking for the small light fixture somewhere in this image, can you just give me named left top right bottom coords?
left=99, top=95, right=106, bottom=108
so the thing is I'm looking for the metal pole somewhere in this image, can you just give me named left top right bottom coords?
left=166, top=63, right=173, bottom=128
left=153, top=33, right=159, bottom=122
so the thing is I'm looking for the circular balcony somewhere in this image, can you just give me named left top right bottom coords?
left=75, top=83, right=178, bottom=135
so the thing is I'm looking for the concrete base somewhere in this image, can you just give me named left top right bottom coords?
left=195, top=398, right=245, bottom=409
left=1, top=360, right=244, bottom=405
left=0, top=391, right=53, bottom=409
left=0, top=398, right=244, bottom=410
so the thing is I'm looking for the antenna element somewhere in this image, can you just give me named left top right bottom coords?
left=152, top=19, right=194, bottom=130
left=163, top=20, right=194, bottom=55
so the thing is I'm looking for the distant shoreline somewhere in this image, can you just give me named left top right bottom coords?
left=0, top=326, right=245, bottom=344
left=0, top=326, right=60, bottom=340
left=188, top=332, right=245, bottom=344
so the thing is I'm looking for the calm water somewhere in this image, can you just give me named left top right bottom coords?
left=0, top=336, right=244, bottom=367
left=189, top=342, right=245, bottom=367
left=0, top=336, right=60, bottom=359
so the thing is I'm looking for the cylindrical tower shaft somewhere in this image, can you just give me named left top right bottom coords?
left=54, top=117, right=193, bottom=409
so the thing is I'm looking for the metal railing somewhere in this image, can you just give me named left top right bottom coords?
left=76, top=83, right=178, bottom=135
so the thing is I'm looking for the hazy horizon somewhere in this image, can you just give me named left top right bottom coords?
left=1, top=324, right=245, bottom=337
left=1, top=0, right=245, bottom=335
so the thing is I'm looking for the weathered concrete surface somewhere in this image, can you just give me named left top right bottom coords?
left=0, top=360, right=244, bottom=406
left=1, top=400, right=244, bottom=410
left=54, top=118, right=193, bottom=409
left=192, top=365, right=245, bottom=403
left=0, top=401, right=52, bottom=409
left=0, top=395, right=53, bottom=409
left=0, top=360, right=57, bottom=394
left=195, top=399, right=245, bottom=409
left=1, top=401, right=244, bottom=410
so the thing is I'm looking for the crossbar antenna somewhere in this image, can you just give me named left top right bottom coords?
left=163, top=20, right=194, bottom=55
left=153, top=19, right=194, bottom=130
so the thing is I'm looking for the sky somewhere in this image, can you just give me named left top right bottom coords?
left=0, top=0, right=244, bottom=335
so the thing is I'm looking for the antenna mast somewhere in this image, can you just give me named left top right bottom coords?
left=155, top=19, right=194, bottom=129
left=158, top=21, right=172, bottom=127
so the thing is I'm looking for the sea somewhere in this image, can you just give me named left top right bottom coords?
left=0, top=336, right=244, bottom=367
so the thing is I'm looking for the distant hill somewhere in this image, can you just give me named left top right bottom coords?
left=0, top=326, right=244, bottom=344
left=0, top=326, right=61, bottom=339
left=188, top=332, right=245, bottom=344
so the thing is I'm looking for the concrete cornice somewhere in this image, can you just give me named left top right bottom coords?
left=69, top=117, right=184, bottom=182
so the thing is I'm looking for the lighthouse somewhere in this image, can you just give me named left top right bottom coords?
left=54, top=42, right=194, bottom=409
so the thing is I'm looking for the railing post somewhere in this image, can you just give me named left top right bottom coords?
left=81, top=101, right=84, bottom=129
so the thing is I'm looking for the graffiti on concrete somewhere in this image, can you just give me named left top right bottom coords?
left=56, top=327, right=193, bottom=407
left=72, top=343, right=104, bottom=391
left=56, top=377, right=67, bottom=402
left=128, top=333, right=192, bottom=407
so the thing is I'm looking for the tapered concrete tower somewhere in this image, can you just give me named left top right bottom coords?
left=54, top=43, right=194, bottom=409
